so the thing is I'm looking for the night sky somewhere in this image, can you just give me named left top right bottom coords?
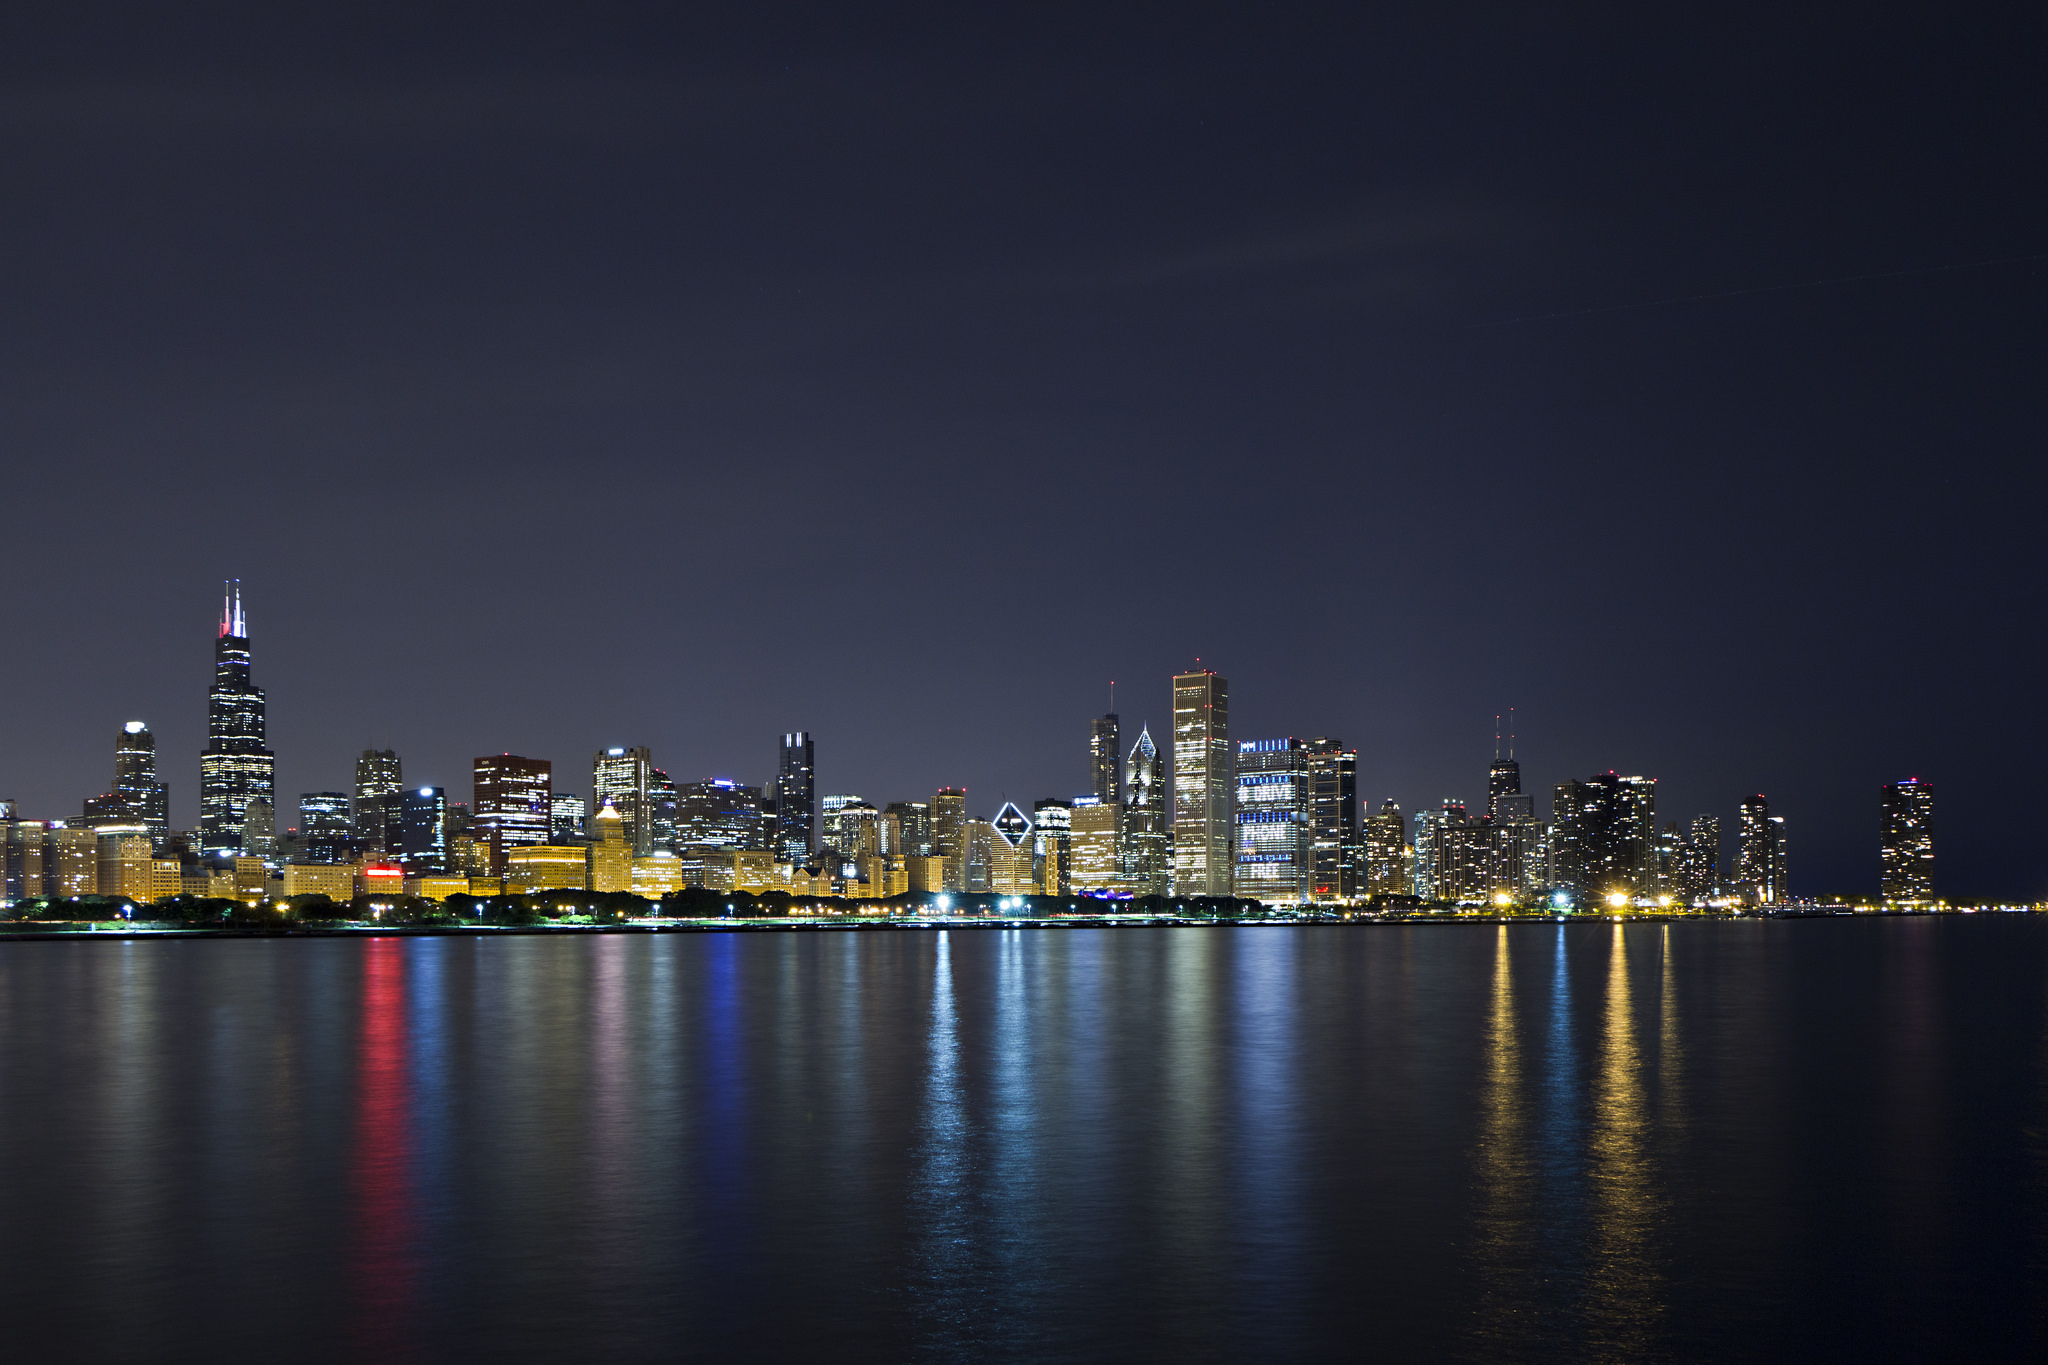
left=3, top=4, right=2042, bottom=897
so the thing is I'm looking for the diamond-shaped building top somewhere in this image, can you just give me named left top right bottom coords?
left=992, top=801, right=1033, bottom=848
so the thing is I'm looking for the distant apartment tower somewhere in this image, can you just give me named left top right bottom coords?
left=1172, top=669, right=1233, bottom=897
left=473, top=754, right=552, bottom=874
left=593, top=746, right=654, bottom=856
left=1304, top=737, right=1359, bottom=901
left=1090, top=714, right=1122, bottom=806
left=1552, top=774, right=1638, bottom=906
left=198, top=582, right=276, bottom=856
left=775, top=733, right=816, bottom=863
left=1121, top=727, right=1169, bottom=895
left=1681, top=814, right=1721, bottom=901
left=1236, top=738, right=1311, bottom=904
left=1735, top=795, right=1787, bottom=904
left=355, top=749, right=403, bottom=853
left=1880, top=778, right=1935, bottom=903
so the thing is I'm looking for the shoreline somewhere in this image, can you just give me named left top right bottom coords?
left=0, top=906, right=2023, bottom=941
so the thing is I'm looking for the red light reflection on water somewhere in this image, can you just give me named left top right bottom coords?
left=350, top=937, right=420, bottom=1357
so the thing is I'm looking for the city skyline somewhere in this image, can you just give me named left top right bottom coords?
left=0, top=583, right=1962, bottom=901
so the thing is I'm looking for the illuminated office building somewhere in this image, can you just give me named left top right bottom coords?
left=1303, top=738, right=1359, bottom=901
left=1618, top=775, right=1658, bottom=891
left=83, top=722, right=170, bottom=840
left=989, top=803, right=1036, bottom=895
left=1363, top=799, right=1406, bottom=895
left=1172, top=669, right=1232, bottom=896
left=4, top=819, right=51, bottom=899
left=1551, top=773, right=1653, bottom=905
left=1488, top=754, right=1521, bottom=821
left=1880, top=778, right=1934, bottom=903
left=473, top=754, right=552, bottom=874
left=1415, top=799, right=1485, bottom=902
left=678, top=780, right=766, bottom=850
left=551, top=792, right=587, bottom=843
left=240, top=798, right=276, bottom=860
left=198, top=582, right=275, bottom=856
left=648, top=769, right=679, bottom=853
left=884, top=800, right=933, bottom=857
left=1090, top=714, right=1121, bottom=805
left=821, top=795, right=881, bottom=863
left=1121, top=727, right=1168, bottom=896
left=1069, top=796, right=1123, bottom=893
left=589, top=802, right=633, bottom=892
left=593, top=746, right=654, bottom=856
left=1032, top=799, right=1071, bottom=896
left=297, top=793, right=354, bottom=862
left=934, top=787, right=968, bottom=889
left=398, top=787, right=448, bottom=873
left=1236, top=738, right=1310, bottom=904
left=773, top=732, right=816, bottom=863
left=96, top=832, right=155, bottom=902
left=355, top=750, right=403, bottom=852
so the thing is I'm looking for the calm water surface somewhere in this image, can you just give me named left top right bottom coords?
left=2, top=918, right=2045, bottom=1362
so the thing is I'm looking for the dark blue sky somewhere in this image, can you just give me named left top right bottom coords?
left=2, top=3, right=2042, bottom=896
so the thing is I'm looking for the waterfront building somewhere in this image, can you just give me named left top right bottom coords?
left=1551, top=773, right=1643, bottom=906
left=1069, top=796, right=1124, bottom=893
left=504, top=845, right=588, bottom=894
left=990, top=803, right=1037, bottom=896
left=588, top=801, right=634, bottom=892
left=199, top=582, right=275, bottom=857
left=398, top=787, right=447, bottom=873
left=1880, top=778, right=1935, bottom=903
left=632, top=851, right=686, bottom=897
left=1090, top=714, right=1122, bottom=805
left=51, top=826, right=98, bottom=895
left=149, top=858, right=183, bottom=902
left=1237, top=738, right=1311, bottom=904
left=281, top=862, right=356, bottom=901
left=1121, top=726, right=1169, bottom=895
left=905, top=855, right=948, bottom=893
left=551, top=792, right=587, bottom=843
left=1364, top=800, right=1406, bottom=896
left=1618, top=776, right=1658, bottom=891
left=233, top=856, right=268, bottom=899
left=677, top=780, right=767, bottom=851
left=406, top=874, right=468, bottom=901
left=593, top=746, right=654, bottom=856
left=1734, top=795, right=1786, bottom=904
left=1304, top=738, right=1360, bottom=902
left=1172, top=669, right=1233, bottom=897
left=1033, top=799, right=1072, bottom=896
left=354, top=749, right=403, bottom=852
left=95, top=831, right=154, bottom=901
left=960, top=819, right=996, bottom=894
left=473, top=754, right=552, bottom=873
left=4, top=819, right=50, bottom=898
left=775, top=732, right=816, bottom=863
left=1486, top=804, right=1547, bottom=899
left=298, top=792, right=355, bottom=862
left=452, top=836, right=493, bottom=877
left=1682, top=815, right=1721, bottom=901
left=1415, top=800, right=1484, bottom=902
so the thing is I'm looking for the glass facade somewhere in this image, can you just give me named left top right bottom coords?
left=775, top=733, right=815, bottom=863
left=1121, top=726, right=1168, bottom=895
left=473, top=754, right=552, bottom=874
left=354, top=749, right=403, bottom=851
left=1089, top=714, right=1121, bottom=806
left=592, top=746, right=654, bottom=856
left=1235, top=738, right=1309, bottom=904
left=298, top=791, right=354, bottom=863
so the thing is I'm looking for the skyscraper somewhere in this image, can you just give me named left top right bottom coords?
left=1069, top=796, right=1124, bottom=893
left=1487, top=754, right=1521, bottom=822
left=1682, top=814, right=1721, bottom=902
left=1172, top=669, right=1232, bottom=897
left=1090, top=714, right=1122, bottom=806
left=1032, top=799, right=1072, bottom=896
left=551, top=792, right=587, bottom=843
left=398, top=787, right=448, bottom=873
left=116, top=722, right=169, bottom=839
left=593, top=747, right=654, bottom=856
left=1880, top=778, right=1934, bottom=903
left=1364, top=799, right=1406, bottom=896
left=1735, top=795, right=1784, bottom=904
left=884, top=800, right=933, bottom=857
left=473, top=754, right=552, bottom=874
left=298, top=792, right=354, bottom=863
left=1121, top=726, right=1169, bottom=895
left=1303, top=737, right=1359, bottom=902
left=775, top=733, right=815, bottom=863
left=1236, top=738, right=1311, bottom=904
left=933, top=787, right=968, bottom=887
left=1552, top=774, right=1634, bottom=906
left=198, top=582, right=275, bottom=857
left=355, top=749, right=403, bottom=852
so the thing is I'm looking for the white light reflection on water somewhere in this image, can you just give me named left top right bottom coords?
left=911, top=930, right=975, bottom=1345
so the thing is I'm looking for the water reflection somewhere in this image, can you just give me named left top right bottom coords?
left=911, top=931, right=973, bottom=1345
left=350, top=937, right=419, bottom=1357
left=1585, top=924, right=1658, bottom=1360
left=1468, top=925, right=1537, bottom=1352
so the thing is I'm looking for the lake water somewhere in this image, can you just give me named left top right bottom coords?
left=1, top=918, right=2044, bottom=1362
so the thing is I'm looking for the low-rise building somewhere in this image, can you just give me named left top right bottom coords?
left=504, top=845, right=587, bottom=894
left=282, top=863, right=357, bottom=901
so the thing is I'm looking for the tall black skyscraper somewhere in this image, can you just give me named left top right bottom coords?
left=1090, top=713, right=1121, bottom=805
left=775, top=732, right=815, bottom=863
left=84, top=721, right=170, bottom=840
left=199, top=582, right=275, bottom=857
left=1487, top=757, right=1521, bottom=821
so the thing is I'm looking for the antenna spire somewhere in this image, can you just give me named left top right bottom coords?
left=1494, top=714, right=1501, bottom=761
left=1509, top=706, right=1516, bottom=760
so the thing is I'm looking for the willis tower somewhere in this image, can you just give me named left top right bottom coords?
left=199, top=581, right=275, bottom=856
